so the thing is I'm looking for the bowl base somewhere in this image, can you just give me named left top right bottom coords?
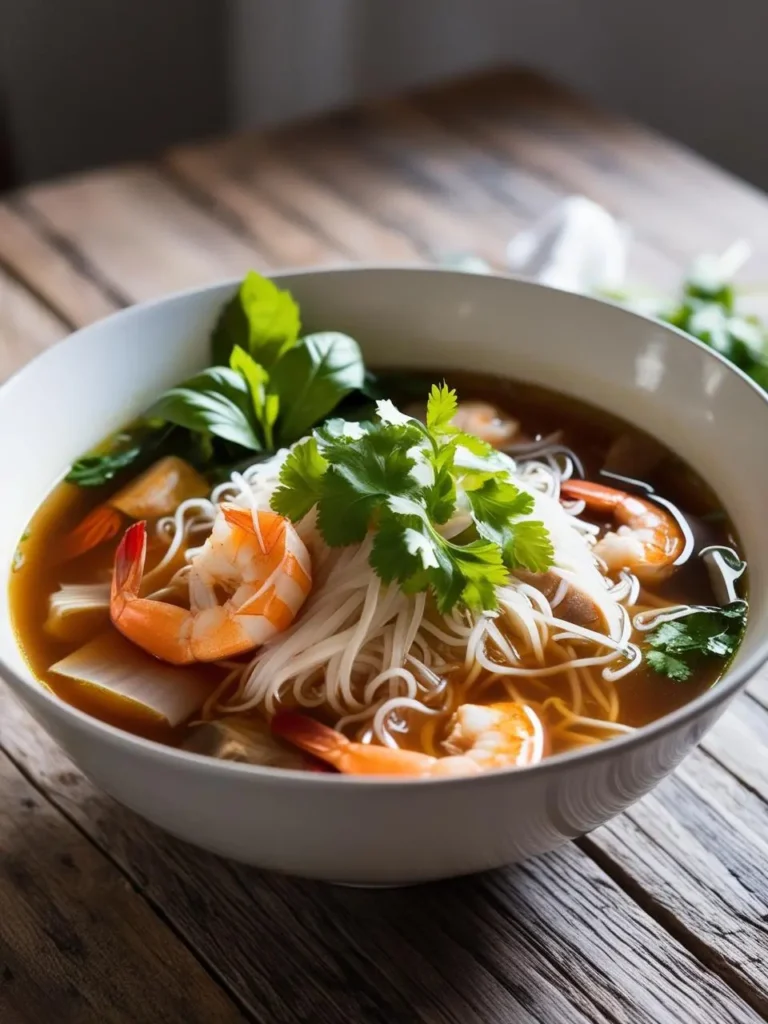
left=328, top=880, right=421, bottom=889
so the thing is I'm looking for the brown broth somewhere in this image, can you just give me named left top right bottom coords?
left=380, top=368, right=745, bottom=746
left=10, top=481, right=223, bottom=744
left=8, top=370, right=746, bottom=760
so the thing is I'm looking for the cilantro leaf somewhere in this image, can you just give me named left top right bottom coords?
left=271, top=438, right=328, bottom=521
left=467, top=478, right=533, bottom=529
left=370, top=510, right=431, bottom=585
left=370, top=510, right=506, bottom=613
left=449, top=539, right=509, bottom=613
left=646, top=650, right=693, bottom=682
left=453, top=431, right=495, bottom=457
left=317, top=426, right=422, bottom=545
left=269, top=385, right=554, bottom=613
left=504, top=520, right=555, bottom=573
left=467, top=479, right=552, bottom=573
left=426, top=382, right=458, bottom=432
left=645, top=602, right=747, bottom=681
left=212, top=271, right=300, bottom=368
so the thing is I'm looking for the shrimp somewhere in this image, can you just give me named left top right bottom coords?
left=450, top=401, right=520, bottom=447
left=560, top=479, right=684, bottom=582
left=110, top=504, right=312, bottom=664
left=61, top=456, right=209, bottom=561
left=271, top=701, right=543, bottom=777
left=443, top=702, right=545, bottom=769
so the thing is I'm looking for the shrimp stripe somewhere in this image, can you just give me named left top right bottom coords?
left=282, top=551, right=312, bottom=594
left=241, top=587, right=295, bottom=633
left=111, top=504, right=313, bottom=665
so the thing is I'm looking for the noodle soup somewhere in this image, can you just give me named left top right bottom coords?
left=8, top=273, right=748, bottom=779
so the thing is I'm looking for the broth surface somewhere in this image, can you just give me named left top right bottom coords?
left=9, top=369, right=745, bottom=760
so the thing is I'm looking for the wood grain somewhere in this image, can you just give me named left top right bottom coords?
left=0, top=690, right=760, bottom=1024
left=165, top=136, right=421, bottom=264
left=0, top=202, right=117, bottom=327
left=0, top=264, right=67, bottom=379
left=586, top=743, right=768, bottom=1014
left=0, top=747, right=243, bottom=1024
left=702, top=695, right=768, bottom=803
left=2, top=67, right=768, bottom=1022
left=163, top=149, right=345, bottom=269
left=20, top=166, right=261, bottom=303
left=272, top=116, right=511, bottom=265
left=415, top=71, right=768, bottom=282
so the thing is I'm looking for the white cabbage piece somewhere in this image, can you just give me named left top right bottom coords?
left=50, top=632, right=210, bottom=727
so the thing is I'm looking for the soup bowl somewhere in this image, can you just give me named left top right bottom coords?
left=1, top=267, right=766, bottom=885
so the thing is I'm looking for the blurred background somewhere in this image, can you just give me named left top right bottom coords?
left=0, top=0, right=765, bottom=191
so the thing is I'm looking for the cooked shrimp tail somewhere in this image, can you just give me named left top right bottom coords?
left=273, top=704, right=544, bottom=777
left=110, top=505, right=313, bottom=664
left=560, top=479, right=684, bottom=581
left=111, top=522, right=194, bottom=664
left=272, top=712, right=482, bottom=777
left=60, top=505, right=124, bottom=562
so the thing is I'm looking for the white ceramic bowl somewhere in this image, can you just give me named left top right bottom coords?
left=1, top=268, right=767, bottom=886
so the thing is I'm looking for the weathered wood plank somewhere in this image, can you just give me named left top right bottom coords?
left=397, top=94, right=683, bottom=286
left=165, top=136, right=421, bottom=264
left=0, top=746, right=244, bottom=1024
left=0, top=688, right=762, bottom=1024
left=0, top=264, right=68, bottom=379
left=746, top=663, right=768, bottom=710
left=416, top=71, right=768, bottom=281
left=585, top=745, right=768, bottom=1015
left=272, top=116, right=512, bottom=265
left=3, top=67, right=768, bottom=1022
left=163, top=150, right=345, bottom=269
left=0, top=201, right=118, bottom=326
left=20, top=166, right=262, bottom=302
left=702, top=695, right=768, bottom=803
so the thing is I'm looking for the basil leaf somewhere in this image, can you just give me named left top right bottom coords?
left=66, top=444, right=144, bottom=487
left=65, top=424, right=175, bottom=487
left=212, top=271, right=300, bottom=368
left=270, top=332, right=365, bottom=444
left=147, top=368, right=262, bottom=451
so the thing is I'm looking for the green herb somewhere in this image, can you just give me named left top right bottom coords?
left=146, top=367, right=262, bottom=452
left=617, top=246, right=768, bottom=393
left=67, top=440, right=146, bottom=487
left=645, top=602, right=747, bottom=682
left=229, top=345, right=277, bottom=448
left=65, top=421, right=215, bottom=488
left=212, top=270, right=300, bottom=368
left=269, top=332, right=366, bottom=444
left=67, top=271, right=370, bottom=487
left=272, top=384, right=553, bottom=613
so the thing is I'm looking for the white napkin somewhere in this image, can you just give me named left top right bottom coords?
left=506, top=195, right=630, bottom=294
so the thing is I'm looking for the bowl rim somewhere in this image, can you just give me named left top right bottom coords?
left=2, top=263, right=766, bottom=789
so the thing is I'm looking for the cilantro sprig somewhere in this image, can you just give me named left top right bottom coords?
left=645, top=602, right=747, bottom=682
left=272, top=384, right=553, bottom=612
left=609, top=244, right=768, bottom=394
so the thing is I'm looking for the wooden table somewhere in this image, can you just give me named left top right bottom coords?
left=1, top=70, right=767, bottom=1024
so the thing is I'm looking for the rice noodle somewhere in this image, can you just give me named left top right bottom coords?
left=149, top=447, right=680, bottom=756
